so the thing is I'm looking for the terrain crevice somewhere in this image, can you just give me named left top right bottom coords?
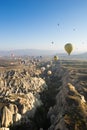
left=10, top=63, right=62, bottom=130
left=0, top=59, right=87, bottom=130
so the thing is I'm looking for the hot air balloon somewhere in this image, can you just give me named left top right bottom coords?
left=54, top=56, right=58, bottom=61
left=47, top=64, right=50, bottom=68
left=73, top=28, right=76, bottom=31
left=47, top=70, right=52, bottom=75
left=64, top=43, right=73, bottom=55
left=57, top=23, right=60, bottom=26
left=41, top=67, right=46, bottom=72
left=51, top=41, right=54, bottom=44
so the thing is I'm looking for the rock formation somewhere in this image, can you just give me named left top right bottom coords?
left=0, top=58, right=87, bottom=130
left=0, top=63, right=48, bottom=128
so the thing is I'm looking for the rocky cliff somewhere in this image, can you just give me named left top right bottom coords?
left=47, top=62, right=87, bottom=130
left=0, top=64, right=47, bottom=129
left=0, top=59, right=87, bottom=130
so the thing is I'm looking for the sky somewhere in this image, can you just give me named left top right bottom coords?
left=0, top=0, right=87, bottom=53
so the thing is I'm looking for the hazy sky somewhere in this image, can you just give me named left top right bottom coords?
left=0, top=0, right=87, bottom=53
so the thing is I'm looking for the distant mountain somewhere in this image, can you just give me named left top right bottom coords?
left=0, top=49, right=59, bottom=57
left=0, top=49, right=87, bottom=60
left=58, top=52, right=87, bottom=60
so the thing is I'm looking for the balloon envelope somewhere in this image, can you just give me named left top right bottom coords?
left=54, top=56, right=58, bottom=61
left=64, top=43, right=73, bottom=55
left=47, top=70, right=52, bottom=75
left=47, top=64, right=50, bottom=68
left=41, top=67, right=46, bottom=72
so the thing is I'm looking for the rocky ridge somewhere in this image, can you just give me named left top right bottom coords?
left=48, top=65, right=87, bottom=130
left=0, top=59, right=87, bottom=130
left=0, top=65, right=47, bottom=129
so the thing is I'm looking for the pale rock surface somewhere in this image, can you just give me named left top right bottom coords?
left=1, top=106, right=13, bottom=127
left=0, top=128, right=9, bottom=130
left=13, top=113, right=22, bottom=123
left=48, top=68, right=87, bottom=130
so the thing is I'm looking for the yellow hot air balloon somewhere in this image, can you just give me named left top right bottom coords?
left=64, top=43, right=73, bottom=55
left=54, top=56, right=58, bottom=61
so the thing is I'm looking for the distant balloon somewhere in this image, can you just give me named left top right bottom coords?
left=64, top=43, right=73, bottom=55
left=40, top=56, right=42, bottom=58
left=54, top=55, right=59, bottom=61
left=51, top=41, right=54, bottom=44
left=47, top=64, right=50, bottom=68
left=73, top=28, right=76, bottom=31
left=41, top=67, right=46, bottom=72
left=57, top=23, right=59, bottom=26
left=47, top=70, right=52, bottom=75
